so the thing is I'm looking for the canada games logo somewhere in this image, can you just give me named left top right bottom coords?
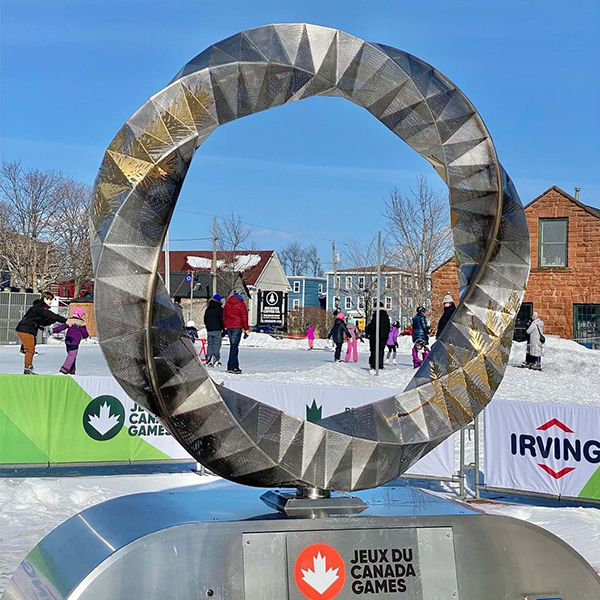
left=82, top=395, right=125, bottom=441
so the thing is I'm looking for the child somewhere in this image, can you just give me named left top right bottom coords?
left=53, top=307, right=89, bottom=374
left=305, top=323, right=315, bottom=350
left=412, top=338, right=430, bottom=369
left=386, top=320, right=400, bottom=365
left=344, top=316, right=359, bottom=363
left=186, top=320, right=199, bottom=344
left=328, top=312, right=350, bottom=362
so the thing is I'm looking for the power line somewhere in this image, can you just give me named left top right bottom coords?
left=177, top=208, right=348, bottom=246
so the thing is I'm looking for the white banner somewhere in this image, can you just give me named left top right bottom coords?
left=484, top=399, right=600, bottom=500
left=223, top=380, right=456, bottom=479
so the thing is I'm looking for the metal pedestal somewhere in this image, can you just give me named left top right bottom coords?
left=3, top=483, right=599, bottom=599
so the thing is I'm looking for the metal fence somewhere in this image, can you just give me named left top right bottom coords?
left=0, top=291, right=41, bottom=344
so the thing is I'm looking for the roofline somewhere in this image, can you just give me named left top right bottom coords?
left=286, top=275, right=327, bottom=280
left=524, top=185, right=600, bottom=219
left=431, top=256, right=456, bottom=274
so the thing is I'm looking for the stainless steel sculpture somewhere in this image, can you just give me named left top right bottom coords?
left=91, top=23, right=530, bottom=492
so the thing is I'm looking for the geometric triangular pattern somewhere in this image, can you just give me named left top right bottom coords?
left=92, top=24, right=530, bottom=492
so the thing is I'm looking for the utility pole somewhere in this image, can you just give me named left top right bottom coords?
left=331, top=241, right=338, bottom=311
left=375, top=231, right=382, bottom=376
left=165, top=229, right=171, bottom=295
left=211, top=216, right=217, bottom=296
left=189, top=271, right=194, bottom=323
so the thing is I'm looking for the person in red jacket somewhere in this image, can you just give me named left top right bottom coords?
left=223, top=287, right=249, bottom=374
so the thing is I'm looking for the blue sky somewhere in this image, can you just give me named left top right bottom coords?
left=1, top=0, right=599, bottom=269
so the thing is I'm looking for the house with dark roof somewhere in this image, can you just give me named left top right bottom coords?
left=431, top=186, right=600, bottom=347
left=159, top=250, right=290, bottom=328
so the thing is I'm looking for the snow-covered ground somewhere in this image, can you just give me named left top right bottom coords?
left=1, top=335, right=599, bottom=593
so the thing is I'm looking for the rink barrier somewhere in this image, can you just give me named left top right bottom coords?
left=1, top=374, right=599, bottom=504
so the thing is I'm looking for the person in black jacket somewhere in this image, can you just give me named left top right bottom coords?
left=204, top=294, right=225, bottom=367
left=16, top=292, right=70, bottom=374
left=328, top=312, right=351, bottom=362
left=365, top=303, right=391, bottom=371
left=412, top=306, right=429, bottom=344
left=436, top=293, right=456, bottom=338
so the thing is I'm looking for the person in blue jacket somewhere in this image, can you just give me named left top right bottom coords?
left=412, top=306, right=429, bottom=345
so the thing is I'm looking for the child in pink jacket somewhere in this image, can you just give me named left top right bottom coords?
left=344, top=316, right=360, bottom=363
left=306, top=323, right=315, bottom=350
left=412, top=338, right=430, bottom=369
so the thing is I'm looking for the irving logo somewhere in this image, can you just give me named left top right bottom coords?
left=511, top=418, right=600, bottom=479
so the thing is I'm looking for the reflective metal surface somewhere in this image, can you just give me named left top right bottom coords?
left=91, top=24, right=531, bottom=491
left=3, top=484, right=598, bottom=599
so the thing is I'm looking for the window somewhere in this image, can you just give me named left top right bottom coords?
left=403, top=275, right=410, bottom=289
left=407, top=297, right=413, bottom=309
left=372, top=276, right=378, bottom=288
left=385, top=276, right=392, bottom=289
left=539, top=218, right=568, bottom=267
left=574, top=304, right=600, bottom=350
left=345, top=276, right=352, bottom=290
left=292, top=299, right=300, bottom=310
left=345, top=296, right=352, bottom=310
left=358, top=296, right=365, bottom=309
left=372, top=297, right=378, bottom=308
left=293, top=281, right=300, bottom=293
left=385, top=297, right=392, bottom=310
left=335, top=276, right=340, bottom=290
left=358, top=276, right=365, bottom=290
left=318, top=284, right=323, bottom=294
left=333, top=296, right=340, bottom=308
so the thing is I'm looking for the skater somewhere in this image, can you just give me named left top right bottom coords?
left=412, top=306, right=429, bottom=344
left=186, top=320, right=199, bottom=343
left=328, top=312, right=351, bottom=362
left=306, top=323, right=315, bottom=350
left=386, top=320, right=400, bottom=365
left=223, top=288, right=249, bottom=374
left=204, top=294, right=225, bottom=367
left=412, top=338, right=430, bottom=369
left=365, top=302, right=391, bottom=372
left=526, top=311, right=545, bottom=371
left=173, top=296, right=184, bottom=322
left=16, top=292, right=70, bottom=374
left=344, top=316, right=360, bottom=363
left=521, top=316, right=536, bottom=368
left=52, top=307, right=89, bottom=374
left=436, top=293, right=456, bottom=338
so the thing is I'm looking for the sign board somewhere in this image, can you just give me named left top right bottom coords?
left=0, top=375, right=192, bottom=466
left=258, top=290, right=286, bottom=325
left=484, top=399, right=600, bottom=501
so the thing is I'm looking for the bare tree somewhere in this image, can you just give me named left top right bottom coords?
left=214, top=211, right=255, bottom=294
left=0, top=161, right=65, bottom=289
left=305, top=244, right=323, bottom=277
left=279, top=241, right=309, bottom=276
left=54, top=180, right=93, bottom=297
left=384, top=175, right=452, bottom=312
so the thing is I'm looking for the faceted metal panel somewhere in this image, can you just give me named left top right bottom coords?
left=91, top=24, right=530, bottom=491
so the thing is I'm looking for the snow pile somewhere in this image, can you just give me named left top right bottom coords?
left=500, top=337, right=600, bottom=406
left=186, top=256, right=213, bottom=269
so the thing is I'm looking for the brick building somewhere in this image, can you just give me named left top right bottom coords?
left=431, top=186, right=600, bottom=347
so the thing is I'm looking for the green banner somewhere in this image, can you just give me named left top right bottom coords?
left=0, top=375, right=173, bottom=465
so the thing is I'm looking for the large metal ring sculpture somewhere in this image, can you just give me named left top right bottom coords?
left=91, top=24, right=530, bottom=492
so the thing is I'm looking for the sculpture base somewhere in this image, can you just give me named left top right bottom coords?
left=3, top=484, right=599, bottom=599
left=260, top=489, right=368, bottom=517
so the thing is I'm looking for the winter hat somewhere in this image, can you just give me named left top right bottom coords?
left=213, top=294, right=222, bottom=302
left=336, top=312, right=346, bottom=320
left=417, top=306, right=427, bottom=315
left=187, top=320, right=195, bottom=328
left=442, top=293, right=454, bottom=304
left=347, top=316, right=355, bottom=324
left=72, top=307, right=85, bottom=319
left=232, top=287, right=244, bottom=296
